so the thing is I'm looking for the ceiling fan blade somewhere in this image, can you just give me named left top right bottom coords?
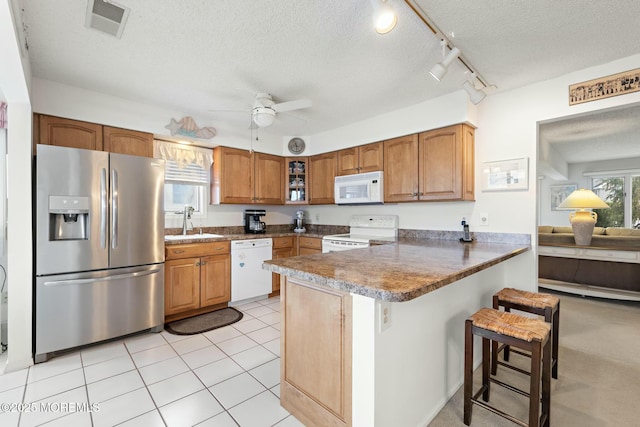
left=273, top=98, right=312, bottom=113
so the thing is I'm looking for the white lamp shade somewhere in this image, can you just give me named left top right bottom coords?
left=556, top=188, right=609, bottom=210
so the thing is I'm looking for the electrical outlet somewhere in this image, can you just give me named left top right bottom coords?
left=315, top=213, right=320, bottom=223
left=377, top=300, right=391, bottom=333
left=479, top=212, right=489, bottom=226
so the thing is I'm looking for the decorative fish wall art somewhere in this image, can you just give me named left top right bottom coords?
left=165, top=116, right=216, bottom=139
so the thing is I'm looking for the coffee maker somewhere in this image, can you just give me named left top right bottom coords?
left=244, top=209, right=267, bottom=234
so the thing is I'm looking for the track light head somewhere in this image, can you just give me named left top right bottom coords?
left=429, top=46, right=460, bottom=81
left=373, top=0, right=397, bottom=34
left=462, top=80, right=487, bottom=105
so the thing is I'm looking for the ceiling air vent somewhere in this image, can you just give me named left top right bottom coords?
left=85, top=0, right=130, bottom=38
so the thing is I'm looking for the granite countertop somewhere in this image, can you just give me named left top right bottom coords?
left=164, top=231, right=328, bottom=245
left=262, top=238, right=530, bottom=302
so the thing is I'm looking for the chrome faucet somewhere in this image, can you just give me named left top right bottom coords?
left=176, top=206, right=195, bottom=235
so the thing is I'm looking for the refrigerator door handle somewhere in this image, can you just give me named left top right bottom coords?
left=111, top=169, right=118, bottom=249
left=43, top=268, right=161, bottom=287
left=100, top=168, right=108, bottom=248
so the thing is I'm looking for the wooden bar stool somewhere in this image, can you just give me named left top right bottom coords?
left=464, top=308, right=551, bottom=427
left=492, top=288, right=560, bottom=379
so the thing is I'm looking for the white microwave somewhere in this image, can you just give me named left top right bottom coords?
left=334, top=171, right=383, bottom=205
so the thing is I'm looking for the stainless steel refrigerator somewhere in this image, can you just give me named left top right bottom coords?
left=35, top=144, right=165, bottom=362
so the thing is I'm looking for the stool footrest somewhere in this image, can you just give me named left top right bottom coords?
left=496, top=360, right=532, bottom=377
left=490, top=377, right=530, bottom=398
left=470, top=398, right=529, bottom=427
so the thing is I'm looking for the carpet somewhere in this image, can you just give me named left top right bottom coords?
left=165, top=307, right=243, bottom=335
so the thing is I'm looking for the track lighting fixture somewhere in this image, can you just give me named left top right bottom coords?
left=429, top=41, right=460, bottom=81
left=462, top=76, right=487, bottom=105
left=372, top=0, right=397, bottom=34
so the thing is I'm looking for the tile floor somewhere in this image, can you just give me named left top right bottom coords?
left=0, top=296, right=304, bottom=427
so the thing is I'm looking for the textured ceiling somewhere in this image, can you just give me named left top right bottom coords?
left=20, top=0, right=640, bottom=157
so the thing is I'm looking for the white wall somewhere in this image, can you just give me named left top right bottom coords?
left=0, top=0, right=34, bottom=372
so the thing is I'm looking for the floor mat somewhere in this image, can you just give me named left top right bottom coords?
left=165, top=307, right=243, bottom=335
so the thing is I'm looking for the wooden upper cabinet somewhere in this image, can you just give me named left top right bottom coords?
left=211, top=146, right=253, bottom=204
left=383, top=134, right=419, bottom=202
left=254, top=152, right=284, bottom=204
left=103, top=126, right=153, bottom=158
left=211, top=146, right=284, bottom=204
left=357, top=141, right=384, bottom=173
left=337, top=147, right=359, bottom=175
left=309, top=151, right=337, bottom=205
left=337, top=142, right=383, bottom=176
left=419, top=123, right=474, bottom=201
left=39, top=115, right=103, bottom=151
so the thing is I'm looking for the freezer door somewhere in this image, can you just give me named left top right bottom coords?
left=109, top=153, right=165, bottom=268
left=35, top=264, right=164, bottom=359
left=36, top=145, right=109, bottom=275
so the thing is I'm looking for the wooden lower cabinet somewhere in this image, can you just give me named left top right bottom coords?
left=298, top=236, right=322, bottom=255
left=164, top=241, right=231, bottom=321
left=281, top=277, right=352, bottom=426
left=272, top=236, right=297, bottom=293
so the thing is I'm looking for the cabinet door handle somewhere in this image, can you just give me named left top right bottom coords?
left=412, top=192, right=418, bottom=196
left=195, top=261, right=201, bottom=266
left=174, top=250, right=185, bottom=254
left=215, top=247, right=224, bottom=251
left=201, top=261, right=207, bottom=265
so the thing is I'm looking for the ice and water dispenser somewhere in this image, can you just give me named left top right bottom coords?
left=48, top=196, right=90, bottom=240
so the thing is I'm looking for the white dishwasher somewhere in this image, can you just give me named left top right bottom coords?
left=230, top=238, right=273, bottom=304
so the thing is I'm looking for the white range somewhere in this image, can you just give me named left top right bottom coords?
left=322, top=215, right=398, bottom=253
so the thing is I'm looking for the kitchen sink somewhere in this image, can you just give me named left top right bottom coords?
left=164, top=233, right=224, bottom=240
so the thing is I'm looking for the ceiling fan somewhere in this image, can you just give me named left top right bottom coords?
left=212, top=93, right=312, bottom=129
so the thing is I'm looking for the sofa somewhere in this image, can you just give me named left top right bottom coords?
left=538, top=225, right=640, bottom=249
left=538, top=226, right=640, bottom=294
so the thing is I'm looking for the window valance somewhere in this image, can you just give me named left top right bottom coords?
left=153, top=140, right=213, bottom=170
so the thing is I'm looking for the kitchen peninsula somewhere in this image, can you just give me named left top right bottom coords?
left=263, top=236, right=530, bottom=427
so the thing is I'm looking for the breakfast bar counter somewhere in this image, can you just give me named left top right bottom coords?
left=262, top=236, right=532, bottom=427
left=263, top=238, right=529, bottom=302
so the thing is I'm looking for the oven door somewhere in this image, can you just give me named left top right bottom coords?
left=322, top=239, right=370, bottom=253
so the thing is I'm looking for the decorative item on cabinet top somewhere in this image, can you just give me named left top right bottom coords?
left=165, top=116, right=216, bottom=139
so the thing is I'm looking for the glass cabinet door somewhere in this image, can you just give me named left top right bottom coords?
left=286, top=157, right=308, bottom=204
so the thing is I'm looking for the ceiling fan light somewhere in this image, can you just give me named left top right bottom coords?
left=252, top=107, right=276, bottom=127
left=462, top=80, right=487, bottom=105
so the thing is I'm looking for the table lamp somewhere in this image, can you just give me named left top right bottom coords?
left=556, top=188, right=609, bottom=245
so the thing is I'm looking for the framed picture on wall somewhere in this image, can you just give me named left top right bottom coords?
left=550, top=184, right=577, bottom=210
left=481, top=158, right=529, bottom=191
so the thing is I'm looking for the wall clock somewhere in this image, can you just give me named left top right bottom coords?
left=288, top=137, right=306, bottom=155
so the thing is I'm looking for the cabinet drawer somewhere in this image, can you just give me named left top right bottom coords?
left=166, top=241, right=230, bottom=260
left=582, top=248, right=638, bottom=262
left=299, top=236, right=322, bottom=249
left=273, top=236, right=295, bottom=249
left=538, top=246, right=577, bottom=257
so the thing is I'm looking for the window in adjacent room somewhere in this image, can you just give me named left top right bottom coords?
left=154, top=140, right=213, bottom=218
left=591, top=174, right=640, bottom=228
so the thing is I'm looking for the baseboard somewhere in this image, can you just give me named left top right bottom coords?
left=539, top=279, right=640, bottom=301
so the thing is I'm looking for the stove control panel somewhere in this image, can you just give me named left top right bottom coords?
left=349, top=215, right=398, bottom=229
